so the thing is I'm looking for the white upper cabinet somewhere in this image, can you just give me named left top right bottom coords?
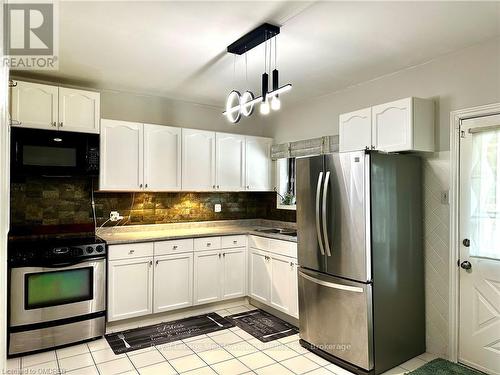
left=10, top=81, right=58, bottom=130
left=58, top=87, right=100, bottom=133
left=100, top=119, right=143, bottom=191
left=182, top=128, right=216, bottom=191
left=245, top=136, right=272, bottom=191
left=216, top=133, right=246, bottom=191
left=144, top=124, right=182, bottom=191
left=10, top=80, right=100, bottom=133
left=372, top=97, right=434, bottom=152
left=339, top=107, right=372, bottom=152
left=339, top=97, right=434, bottom=153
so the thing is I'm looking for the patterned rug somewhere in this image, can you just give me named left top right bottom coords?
left=409, top=359, right=487, bottom=375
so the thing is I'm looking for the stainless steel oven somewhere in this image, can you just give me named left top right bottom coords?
left=8, top=237, right=106, bottom=356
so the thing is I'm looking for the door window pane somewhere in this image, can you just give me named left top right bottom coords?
left=25, top=267, right=93, bottom=309
left=470, top=130, right=500, bottom=259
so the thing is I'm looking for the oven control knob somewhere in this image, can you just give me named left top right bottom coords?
left=96, top=245, right=104, bottom=253
left=86, top=246, right=94, bottom=254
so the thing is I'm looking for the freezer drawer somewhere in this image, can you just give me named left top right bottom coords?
left=298, top=268, right=373, bottom=371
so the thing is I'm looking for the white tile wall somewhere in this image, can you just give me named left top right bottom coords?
left=422, top=151, right=450, bottom=357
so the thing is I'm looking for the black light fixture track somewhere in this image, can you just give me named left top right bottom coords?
left=227, top=23, right=280, bottom=55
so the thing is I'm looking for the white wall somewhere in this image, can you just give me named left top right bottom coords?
left=268, top=37, right=500, bottom=152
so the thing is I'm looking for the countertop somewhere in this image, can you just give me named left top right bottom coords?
left=97, top=219, right=297, bottom=245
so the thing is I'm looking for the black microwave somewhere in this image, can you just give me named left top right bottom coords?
left=11, top=127, right=99, bottom=178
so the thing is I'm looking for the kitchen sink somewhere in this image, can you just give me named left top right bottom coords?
left=255, top=228, right=297, bottom=237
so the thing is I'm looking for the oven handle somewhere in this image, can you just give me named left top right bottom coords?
left=32, top=257, right=105, bottom=268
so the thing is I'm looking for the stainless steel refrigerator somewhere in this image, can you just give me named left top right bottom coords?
left=296, top=151, right=425, bottom=375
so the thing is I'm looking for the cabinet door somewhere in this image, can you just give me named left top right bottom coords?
left=245, top=136, right=272, bottom=191
left=222, top=247, right=246, bottom=299
left=270, top=254, right=292, bottom=314
left=289, top=261, right=299, bottom=318
left=10, top=81, right=58, bottom=130
left=58, top=87, right=100, bottom=133
left=100, top=119, right=143, bottom=190
left=108, top=257, right=153, bottom=321
left=372, top=98, right=412, bottom=152
left=339, top=107, right=372, bottom=152
left=193, top=250, right=221, bottom=305
left=144, top=124, right=181, bottom=191
left=216, top=133, right=245, bottom=191
left=249, top=249, right=271, bottom=303
left=154, top=253, right=193, bottom=313
left=182, top=129, right=216, bottom=190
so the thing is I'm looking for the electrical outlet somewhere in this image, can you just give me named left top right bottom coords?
left=110, top=211, right=123, bottom=221
left=441, top=190, right=449, bottom=205
left=214, top=204, right=222, bottom=213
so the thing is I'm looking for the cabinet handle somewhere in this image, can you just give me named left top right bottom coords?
left=51, top=121, right=57, bottom=127
left=223, top=253, right=225, bottom=257
left=59, top=122, right=63, bottom=127
left=139, top=184, right=143, bottom=188
left=207, top=243, right=211, bottom=247
left=173, top=245, right=178, bottom=250
left=145, top=184, right=148, bottom=188
left=233, top=240, right=237, bottom=244
left=128, top=250, right=135, bottom=254
left=290, top=261, right=294, bottom=267
left=217, top=185, right=220, bottom=189
left=247, top=185, right=250, bottom=189
left=155, top=260, right=159, bottom=266
left=149, top=260, right=153, bottom=267
left=218, top=253, right=221, bottom=258
left=212, top=185, right=216, bottom=189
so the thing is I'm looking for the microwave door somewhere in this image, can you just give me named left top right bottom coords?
left=324, top=152, right=370, bottom=282
left=296, top=155, right=327, bottom=273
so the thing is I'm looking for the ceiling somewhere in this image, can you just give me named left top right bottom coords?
left=18, top=1, right=500, bottom=108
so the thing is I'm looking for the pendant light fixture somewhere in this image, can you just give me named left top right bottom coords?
left=223, top=23, right=292, bottom=123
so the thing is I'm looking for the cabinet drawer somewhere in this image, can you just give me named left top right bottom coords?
left=269, top=238, right=297, bottom=258
left=108, top=242, right=154, bottom=261
left=248, top=235, right=270, bottom=251
left=194, top=236, right=221, bottom=251
left=155, top=239, right=194, bottom=255
left=221, top=235, right=247, bottom=249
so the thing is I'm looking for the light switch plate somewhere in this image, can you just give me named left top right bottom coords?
left=214, top=204, right=222, bottom=213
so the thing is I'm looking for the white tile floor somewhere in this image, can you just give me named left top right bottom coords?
left=4, top=304, right=437, bottom=375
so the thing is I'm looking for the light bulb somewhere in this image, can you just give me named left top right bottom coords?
left=260, top=100, right=270, bottom=115
left=271, top=96, right=281, bottom=111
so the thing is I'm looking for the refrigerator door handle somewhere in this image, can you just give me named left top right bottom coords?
left=298, top=270, right=364, bottom=293
left=315, top=172, right=325, bottom=256
left=322, top=171, right=332, bottom=256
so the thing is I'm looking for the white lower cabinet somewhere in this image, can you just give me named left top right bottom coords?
left=222, top=248, right=247, bottom=299
left=249, top=247, right=299, bottom=319
left=108, top=257, right=153, bottom=321
left=154, top=253, right=193, bottom=313
left=194, top=250, right=222, bottom=305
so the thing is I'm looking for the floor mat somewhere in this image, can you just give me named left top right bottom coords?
left=225, top=309, right=298, bottom=342
left=105, top=312, right=233, bottom=354
left=409, top=359, right=487, bottom=375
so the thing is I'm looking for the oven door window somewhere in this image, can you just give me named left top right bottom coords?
left=24, top=267, right=94, bottom=310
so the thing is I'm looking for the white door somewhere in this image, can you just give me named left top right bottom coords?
left=459, top=114, right=500, bottom=375
left=372, top=97, right=412, bottom=152
left=339, top=107, right=372, bottom=152
left=182, top=129, right=216, bottom=191
left=249, top=249, right=271, bottom=303
left=100, top=119, right=143, bottom=190
left=289, top=260, right=299, bottom=318
left=245, top=136, right=272, bottom=191
left=58, top=87, right=100, bottom=133
left=193, top=250, right=221, bottom=305
left=154, top=253, right=193, bottom=313
left=270, top=254, right=291, bottom=314
left=10, top=81, right=58, bottom=130
left=144, top=124, right=182, bottom=191
left=222, top=247, right=246, bottom=299
left=216, top=133, right=246, bottom=191
left=108, top=257, right=153, bottom=321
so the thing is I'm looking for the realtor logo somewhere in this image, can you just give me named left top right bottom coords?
left=3, top=2, right=59, bottom=70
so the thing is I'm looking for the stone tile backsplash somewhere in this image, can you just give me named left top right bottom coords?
left=10, top=177, right=296, bottom=230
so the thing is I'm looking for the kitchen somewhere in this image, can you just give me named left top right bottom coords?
left=0, top=2, right=500, bottom=375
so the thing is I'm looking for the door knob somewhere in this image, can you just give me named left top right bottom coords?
left=463, top=239, right=470, bottom=247
left=460, top=261, right=472, bottom=270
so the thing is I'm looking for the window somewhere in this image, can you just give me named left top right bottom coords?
left=275, top=157, right=296, bottom=210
